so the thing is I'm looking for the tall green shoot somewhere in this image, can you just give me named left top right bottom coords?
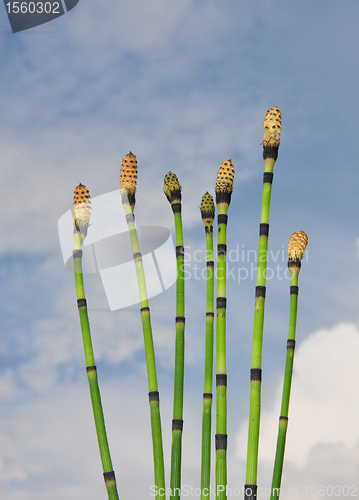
left=245, top=108, right=282, bottom=500
left=270, top=231, right=308, bottom=500
left=120, top=153, right=165, bottom=498
left=164, top=172, right=185, bottom=500
left=72, top=183, right=120, bottom=500
left=199, top=192, right=215, bottom=500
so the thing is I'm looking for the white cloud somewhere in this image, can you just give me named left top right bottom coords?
left=235, top=322, right=359, bottom=469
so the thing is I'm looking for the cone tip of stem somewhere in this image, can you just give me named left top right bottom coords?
left=200, top=191, right=215, bottom=227
left=263, top=106, right=282, bottom=148
left=287, top=231, right=308, bottom=261
left=164, top=171, right=181, bottom=203
left=73, top=183, right=91, bottom=234
left=120, top=152, right=138, bottom=196
left=215, top=159, right=235, bottom=195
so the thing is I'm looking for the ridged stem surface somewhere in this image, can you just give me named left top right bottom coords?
left=170, top=208, right=185, bottom=500
left=270, top=268, right=299, bottom=500
left=216, top=202, right=229, bottom=500
left=201, top=228, right=214, bottom=500
left=122, top=204, right=165, bottom=498
left=73, top=233, right=120, bottom=500
left=246, top=158, right=275, bottom=491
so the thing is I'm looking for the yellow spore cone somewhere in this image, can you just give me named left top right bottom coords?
left=200, top=192, right=215, bottom=229
left=73, top=183, right=91, bottom=236
left=120, top=151, right=138, bottom=211
left=287, top=231, right=308, bottom=261
left=215, top=159, right=235, bottom=206
left=164, top=171, right=181, bottom=204
left=263, top=107, right=282, bottom=147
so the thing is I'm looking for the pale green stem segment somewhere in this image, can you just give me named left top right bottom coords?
left=73, top=232, right=120, bottom=500
left=122, top=202, right=166, bottom=498
left=170, top=209, right=185, bottom=500
left=201, top=227, right=214, bottom=500
left=216, top=202, right=229, bottom=500
left=270, top=267, right=299, bottom=500
left=246, top=158, right=275, bottom=489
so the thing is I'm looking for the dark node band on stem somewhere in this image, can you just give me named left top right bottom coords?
left=290, top=285, right=299, bottom=295
left=263, top=144, right=279, bottom=161
left=217, top=297, right=227, bottom=309
left=244, top=484, right=258, bottom=500
left=216, top=191, right=232, bottom=205
left=255, top=286, right=266, bottom=298
left=77, top=298, right=87, bottom=308
left=206, top=312, right=215, bottom=318
left=205, top=225, right=214, bottom=234
left=263, top=172, right=274, bottom=184
left=125, top=213, right=135, bottom=223
left=86, top=365, right=96, bottom=373
left=73, top=221, right=89, bottom=237
left=141, top=306, right=150, bottom=313
left=175, top=316, right=185, bottom=325
left=287, top=339, right=296, bottom=350
left=103, top=471, right=116, bottom=483
left=250, top=368, right=262, bottom=382
left=215, top=434, right=228, bottom=450
left=216, top=374, right=227, bottom=386
left=148, top=391, right=159, bottom=402
left=201, top=209, right=215, bottom=221
left=203, top=393, right=213, bottom=399
left=218, top=214, right=228, bottom=225
left=121, top=191, right=136, bottom=208
left=217, top=243, right=227, bottom=256
left=259, top=223, right=269, bottom=237
left=279, top=416, right=289, bottom=421
left=288, top=258, right=301, bottom=269
left=172, top=419, right=184, bottom=431
left=207, top=260, right=214, bottom=268
left=166, top=189, right=181, bottom=204
left=171, top=201, right=182, bottom=213
left=176, top=245, right=184, bottom=258
left=72, top=249, right=83, bottom=259
left=133, top=252, right=142, bottom=262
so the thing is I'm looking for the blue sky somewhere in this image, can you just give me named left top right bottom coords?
left=0, top=1, right=359, bottom=499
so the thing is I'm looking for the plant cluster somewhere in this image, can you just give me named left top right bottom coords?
left=70, top=107, right=308, bottom=500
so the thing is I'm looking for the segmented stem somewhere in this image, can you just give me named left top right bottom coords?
left=245, top=107, right=281, bottom=500
left=215, top=160, right=234, bottom=500
left=164, top=172, right=185, bottom=500
left=200, top=193, right=215, bottom=500
left=73, top=187, right=119, bottom=500
left=120, top=154, right=165, bottom=497
left=270, top=233, right=307, bottom=500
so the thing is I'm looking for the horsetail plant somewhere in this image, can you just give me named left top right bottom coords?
left=270, top=231, right=308, bottom=500
left=164, top=171, right=185, bottom=500
left=120, top=153, right=165, bottom=497
left=245, top=107, right=282, bottom=500
left=215, top=160, right=235, bottom=500
left=72, top=184, right=120, bottom=500
left=199, top=192, right=215, bottom=500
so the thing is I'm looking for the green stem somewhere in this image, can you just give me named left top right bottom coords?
left=122, top=204, right=165, bottom=498
left=170, top=207, right=185, bottom=500
left=201, top=227, right=214, bottom=500
left=73, top=232, right=120, bottom=500
left=245, top=157, right=275, bottom=497
left=270, top=267, right=299, bottom=500
left=216, top=202, right=229, bottom=500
